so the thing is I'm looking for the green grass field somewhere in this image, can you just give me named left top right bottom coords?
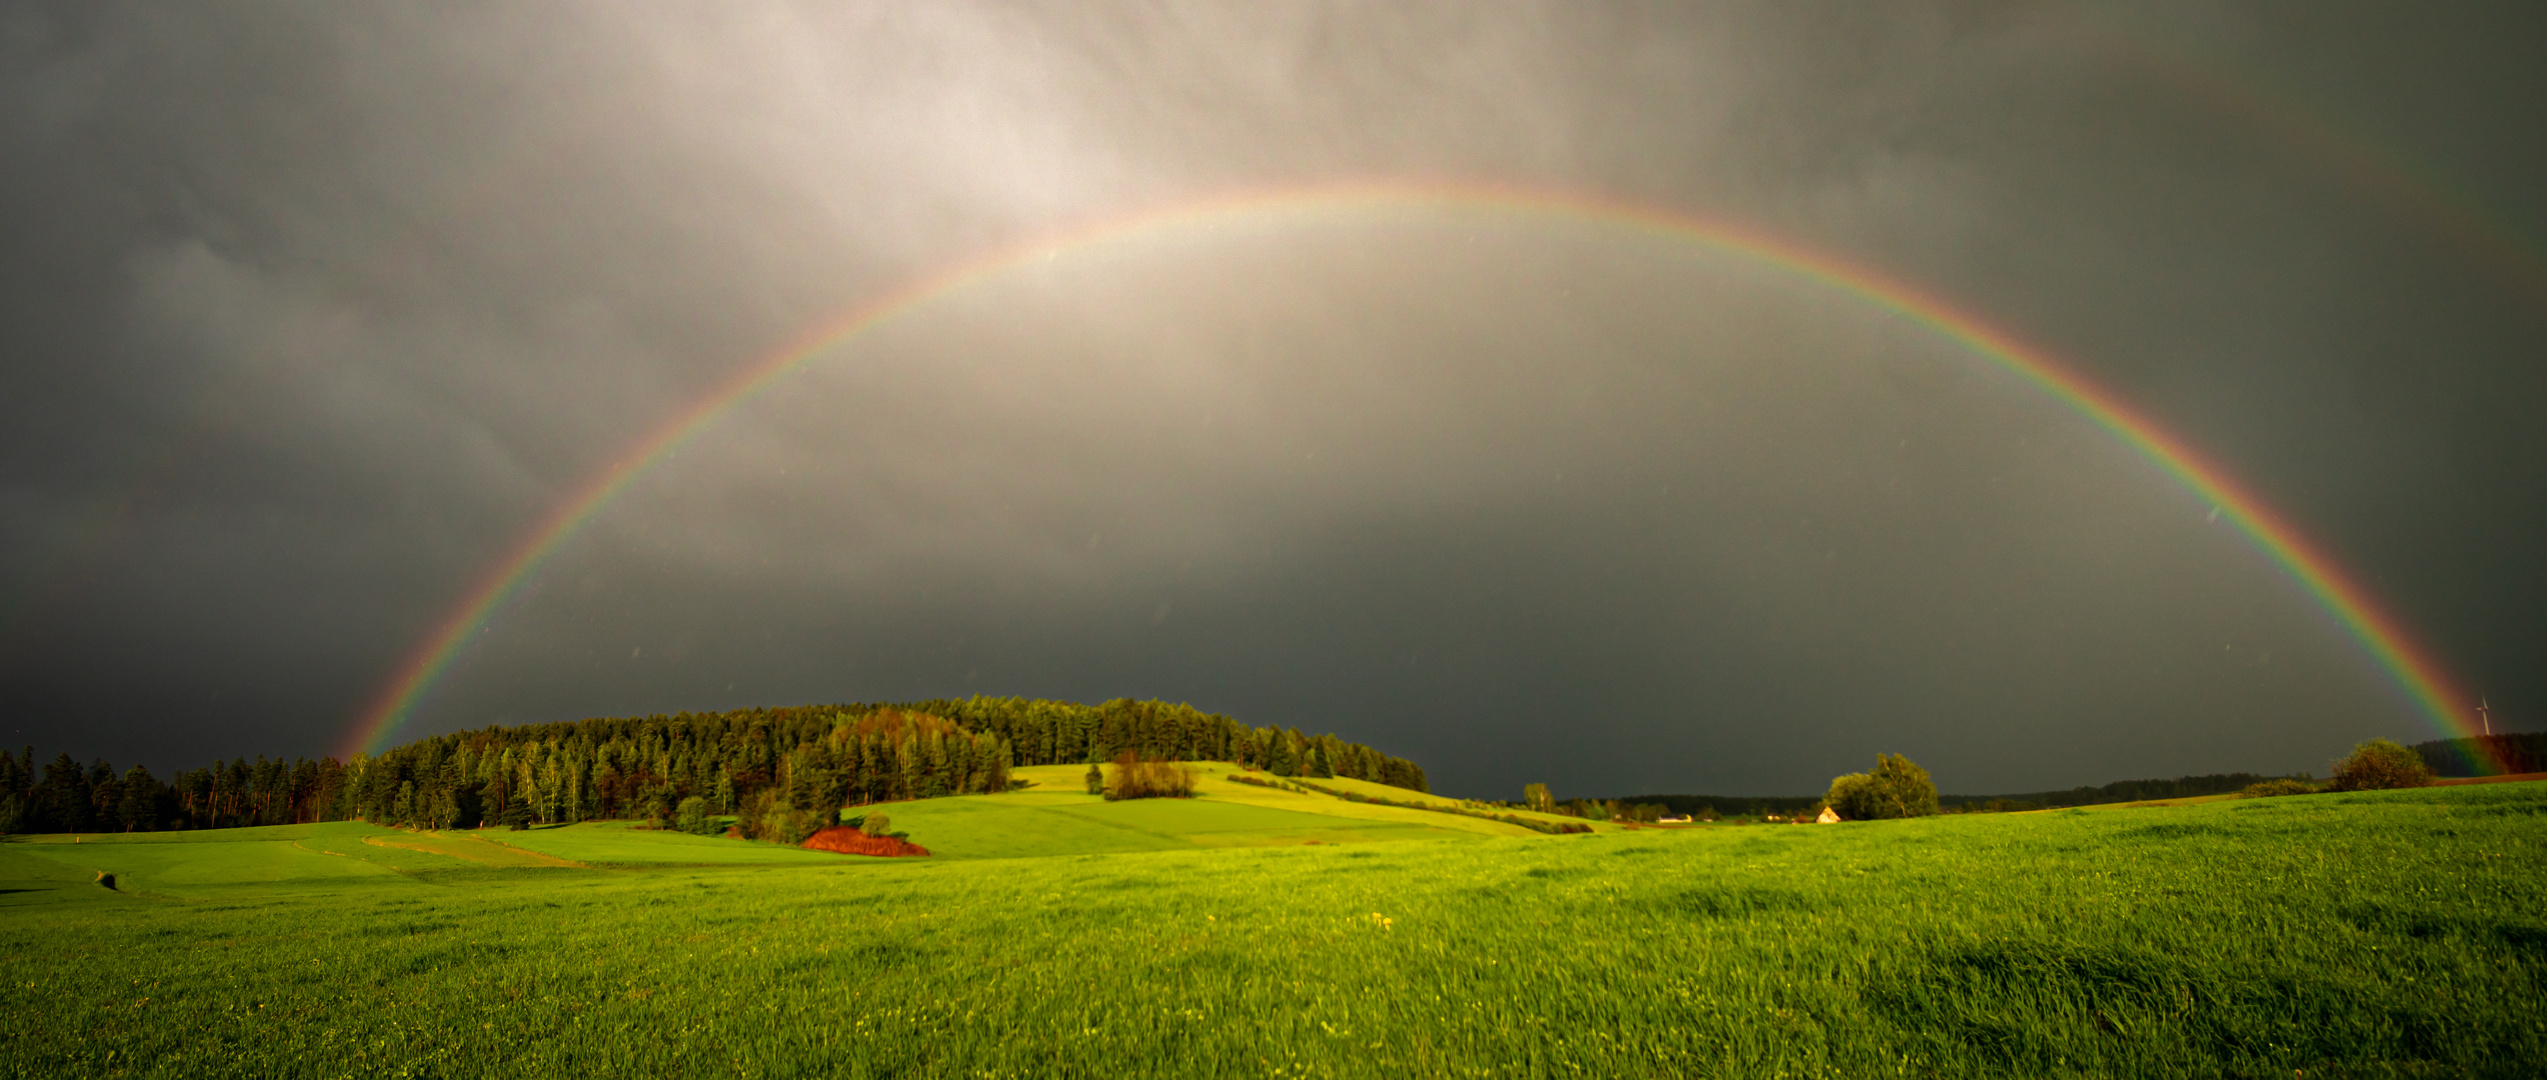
left=1, top=775, right=2540, bottom=1078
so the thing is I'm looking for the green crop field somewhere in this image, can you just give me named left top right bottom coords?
left=1, top=774, right=2540, bottom=1078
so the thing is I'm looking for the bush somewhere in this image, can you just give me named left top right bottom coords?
left=738, top=790, right=829, bottom=844
left=1104, top=752, right=1197, bottom=801
left=859, top=811, right=890, bottom=838
left=766, top=806, right=829, bottom=844
left=1085, top=762, right=1105, bottom=796
left=1825, top=754, right=1939, bottom=821
left=674, top=796, right=714, bottom=835
left=2330, top=738, right=2434, bottom=791
left=2239, top=778, right=2322, bottom=799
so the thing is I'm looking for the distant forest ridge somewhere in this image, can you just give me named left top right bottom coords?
left=0, top=696, right=1426, bottom=834
left=2412, top=733, right=2547, bottom=777
left=1619, top=772, right=2307, bottom=818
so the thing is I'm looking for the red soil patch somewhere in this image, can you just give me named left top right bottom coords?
left=800, top=827, right=930, bottom=857
left=2435, top=771, right=2547, bottom=787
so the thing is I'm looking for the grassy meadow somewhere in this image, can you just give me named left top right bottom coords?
left=1, top=767, right=2540, bottom=1078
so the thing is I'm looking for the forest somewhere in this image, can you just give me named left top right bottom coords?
left=0, top=695, right=1425, bottom=835
left=2412, top=732, right=2547, bottom=776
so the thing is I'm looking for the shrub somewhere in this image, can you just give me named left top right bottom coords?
left=1085, top=762, right=1105, bottom=796
left=738, top=790, right=829, bottom=844
left=2330, top=738, right=2434, bottom=791
left=2239, top=778, right=2322, bottom=799
left=1105, top=752, right=1197, bottom=801
left=1825, top=754, right=1939, bottom=821
left=674, top=796, right=714, bottom=835
left=860, top=811, right=890, bottom=838
left=770, top=807, right=829, bottom=844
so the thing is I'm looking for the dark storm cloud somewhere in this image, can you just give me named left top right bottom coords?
left=1, top=1, right=2539, bottom=797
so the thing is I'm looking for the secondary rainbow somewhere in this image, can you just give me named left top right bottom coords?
left=340, top=181, right=2491, bottom=767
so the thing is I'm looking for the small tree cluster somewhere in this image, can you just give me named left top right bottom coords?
left=1522, top=783, right=1553, bottom=814
left=1824, top=754, right=1938, bottom=821
left=674, top=796, right=716, bottom=835
left=739, top=787, right=832, bottom=845
left=1103, top=752, right=1197, bottom=801
left=2329, top=738, right=2433, bottom=791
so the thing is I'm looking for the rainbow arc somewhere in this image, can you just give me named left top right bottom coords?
left=339, top=182, right=2494, bottom=771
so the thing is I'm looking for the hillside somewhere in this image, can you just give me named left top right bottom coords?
left=1614, top=771, right=2307, bottom=819
left=0, top=763, right=1580, bottom=896
left=0, top=696, right=1429, bottom=835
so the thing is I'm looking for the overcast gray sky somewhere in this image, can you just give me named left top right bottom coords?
left=2, top=1, right=2540, bottom=798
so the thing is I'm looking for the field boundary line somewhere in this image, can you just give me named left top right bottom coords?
left=406, top=831, right=587, bottom=868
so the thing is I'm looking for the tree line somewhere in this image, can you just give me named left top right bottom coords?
left=2411, top=733, right=2547, bottom=777
left=1602, top=769, right=2308, bottom=820
left=1933, top=771, right=2299, bottom=813
left=896, top=695, right=1426, bottom=792
left=0, top=749, right=345, bottom=835
left=0, top=696, right=1426, bottom=834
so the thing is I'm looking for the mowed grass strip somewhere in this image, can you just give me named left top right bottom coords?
left=4, top=822, right=476, bottom=899
left=885, top=787, right=1467, bottom=860
left=359, top=832, right=578, bottom=868
left=1005, top=761, right=1585, bottom=840
left=481, top=822, right=856, bottom=867
left=0, top=781, right=2539, bottom=1078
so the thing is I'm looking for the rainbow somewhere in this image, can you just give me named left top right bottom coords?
left=12, top=23, right=2541, bottom=697
left=340, top=181, right=2493, bottom=769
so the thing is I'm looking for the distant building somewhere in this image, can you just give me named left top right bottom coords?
left=1815, top=807, right=1840, bottom=824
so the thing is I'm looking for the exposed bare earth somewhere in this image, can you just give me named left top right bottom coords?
left=799, top=827, right=929, bottom=857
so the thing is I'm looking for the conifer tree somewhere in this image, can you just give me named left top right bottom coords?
left=118, top=766, right=159, bottom=831
left=898, top=733, right=924, bottom=801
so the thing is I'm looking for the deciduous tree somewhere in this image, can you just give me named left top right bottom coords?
left=2330, top=738, right=2433, bottom=791
left=1825, top=754, right=1938, bottom=820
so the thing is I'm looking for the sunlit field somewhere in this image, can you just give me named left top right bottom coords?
left=3, top=773, right=2539, bottom=1078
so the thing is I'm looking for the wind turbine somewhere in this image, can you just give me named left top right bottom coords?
left=2478, top=696, right=2492, bottom=738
